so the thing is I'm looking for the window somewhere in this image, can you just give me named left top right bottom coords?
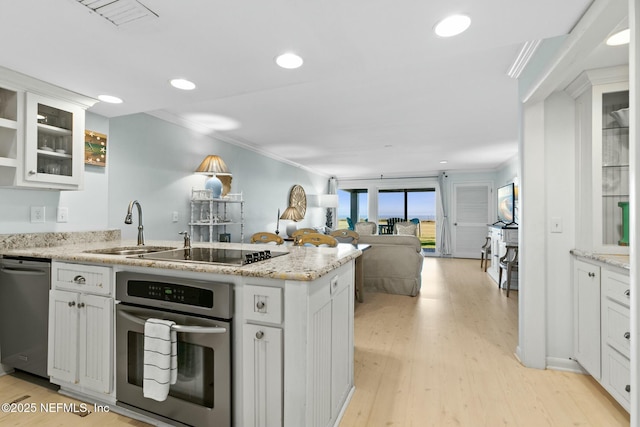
left=337, top=189, right=368, bottom=229
left=378, top=189, right=436, bottom=250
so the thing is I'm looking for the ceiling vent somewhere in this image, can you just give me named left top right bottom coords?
left=75, top=0, right=158, bottom=27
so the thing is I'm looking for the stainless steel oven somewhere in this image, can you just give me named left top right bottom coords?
left=115, top=271, right=232, bottom=427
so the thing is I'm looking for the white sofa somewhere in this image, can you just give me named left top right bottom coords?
left=357, top=234, right=424, bottom=296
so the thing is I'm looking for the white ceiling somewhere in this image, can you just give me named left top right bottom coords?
left=0, top=0, right=609, bottom=179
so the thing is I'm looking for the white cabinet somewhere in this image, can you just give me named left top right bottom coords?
left=487, top=225, right=518, bottom=289
left=568, top=66, right=629, bottom=253
left=0, top=84, right=21, bottom=182
left=242, top=323, right=283, bottom=427
left=573, top=259, right=601, bottom=378
left=242, top=284, right=284, bottom=427
left=240, top=262, right=355, bottom=427
left=572, top=256, right=630, bottom=412
left=600, top=269, right=631, bottom=411
left=0, top=66, right=96, bottom=190
left=190, top=190, right=245, bottom=242
left=291, top=264, right=354, bottom=427
left=48, top=262, right=114, bottom=396
left=23, top=93, right=85, bottom=189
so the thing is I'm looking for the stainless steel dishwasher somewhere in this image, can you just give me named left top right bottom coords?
left=0, top=257, right=51, bottom=378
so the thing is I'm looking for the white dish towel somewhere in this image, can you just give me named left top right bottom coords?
left=143, top=318, right=177, bottom=401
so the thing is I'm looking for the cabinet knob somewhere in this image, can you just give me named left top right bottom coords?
left=624, top=289, right=630, bottom=297
left=624, top=332, right=631, bottom=340
left=78, top=302, right=85, bottom=309
left=256, top=301, right=265, bottom=310
left=588, top=272, right=596, bottom=278
left=68, top=301, right=76, bottom=307
left=255, top=330, right=264, bottom=340
left=625, top=385, right=631, bottom=393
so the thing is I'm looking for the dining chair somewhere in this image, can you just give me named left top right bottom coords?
left=498, top=245, right=518, bottom=297
left=298, top=233, right=338, bottom=247
left=290, top=228, right=317, bottom=239
left=329, top=229, right=359, bottom=244
left=480, top=236, right=491, bottom=271
left=250, top=232, right=284, bottom=245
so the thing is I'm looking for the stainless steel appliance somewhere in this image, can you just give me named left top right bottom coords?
left=0, top=257, right=51, bottom=378
left=135, top=247, right=288, bottom=265
left=116, top=271, right=233, bottom=427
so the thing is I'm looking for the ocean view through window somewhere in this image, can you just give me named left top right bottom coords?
left=337, top=188, right=436, bottom=251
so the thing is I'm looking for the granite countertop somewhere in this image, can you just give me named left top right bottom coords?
left=0, top=230, right=363, bottom=281
left=570, top=249, right=630, bottom=270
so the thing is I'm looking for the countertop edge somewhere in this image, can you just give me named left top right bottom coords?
left=0, top=239, right=363, bottom=281
left=570, top=249, right=630, bottom=270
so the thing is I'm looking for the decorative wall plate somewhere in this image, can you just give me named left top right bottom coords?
left=289, top=185, right=307, bottom=218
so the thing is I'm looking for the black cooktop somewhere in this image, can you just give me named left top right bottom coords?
left=134, top=247, right=289, bottom=266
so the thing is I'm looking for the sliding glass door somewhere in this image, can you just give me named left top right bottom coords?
left=378, top=189, right=436, bottom=251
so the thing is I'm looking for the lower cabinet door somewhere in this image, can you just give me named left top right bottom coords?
left=243, top=323, right=283, bottom=427
left=601, top=345, right=631, bottom=411
left=48, top=289, right=113, bottom=394
left=78, top=294, right=113, bottom=393
left=48, top=289, right=79, bottom=383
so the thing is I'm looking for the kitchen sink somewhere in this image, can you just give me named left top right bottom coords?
left=84, top=246, right=176, bottom=256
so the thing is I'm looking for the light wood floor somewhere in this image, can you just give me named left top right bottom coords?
left=0, top=258, right=630, bottom=426
left=340, top=257, right=630, bottom=427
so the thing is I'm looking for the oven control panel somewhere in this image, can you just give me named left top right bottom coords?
left=127, top=280, right=214, bottom=308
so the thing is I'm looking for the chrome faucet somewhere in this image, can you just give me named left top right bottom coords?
left=179, top=231, right=191, bottom=249
left=124, top=200, right=144, bottom=246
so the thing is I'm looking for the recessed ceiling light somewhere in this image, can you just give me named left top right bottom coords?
left=434, top=14, right=471, bottom=38
left=275, top=53, right=304, bottom=69
left=170, top=78, right=196, bottom=90
left=98, top=94, right=123, bottom=104
left=440, top=160, right=448, bottom=164
left=606, top=29, right=630, bottom=46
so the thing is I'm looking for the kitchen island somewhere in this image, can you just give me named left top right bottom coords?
left=0, top=230, right=362, bottom=427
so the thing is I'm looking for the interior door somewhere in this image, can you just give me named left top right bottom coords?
left=452, top=183, right=491, bottom=258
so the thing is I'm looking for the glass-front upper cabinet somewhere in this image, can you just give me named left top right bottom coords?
left=0, top=84, right=21, bottom=180
left=568, top=66, right=629, bottom=254
left=0, top=65, right=96, bottom=190
left=24, top=92, right=85, bottom=189
left=601, top=89, right=629, bottom=246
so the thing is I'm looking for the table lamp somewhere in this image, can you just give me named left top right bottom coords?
left=195, top=155, right=232, bottom=198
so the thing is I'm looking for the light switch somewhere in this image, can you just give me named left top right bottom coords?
left=57, top=207, right=69, bottom=223
left=550, top=217, right=562, bottom=233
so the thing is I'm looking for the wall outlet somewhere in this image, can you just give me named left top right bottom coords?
left=171, top=211, right=179, bottom=222
left=31, top=206, right=45, bottom=223
left=57, top=207, right=69, bottom=223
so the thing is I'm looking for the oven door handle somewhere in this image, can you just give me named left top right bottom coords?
left=119, top=310, right=228, bottom=334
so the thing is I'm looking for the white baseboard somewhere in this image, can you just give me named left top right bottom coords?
left=545, top=357, right=587, bottom=374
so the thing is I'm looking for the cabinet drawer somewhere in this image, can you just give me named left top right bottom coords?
left=602, top=346, right=631, bottom=410
left=602, top=269, right=630, bottom=307
left=243, top=284, right=282, bottom=324
left=52, top=262, right=112, bottom=295
left=602, top=299, right=630, bottom=358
